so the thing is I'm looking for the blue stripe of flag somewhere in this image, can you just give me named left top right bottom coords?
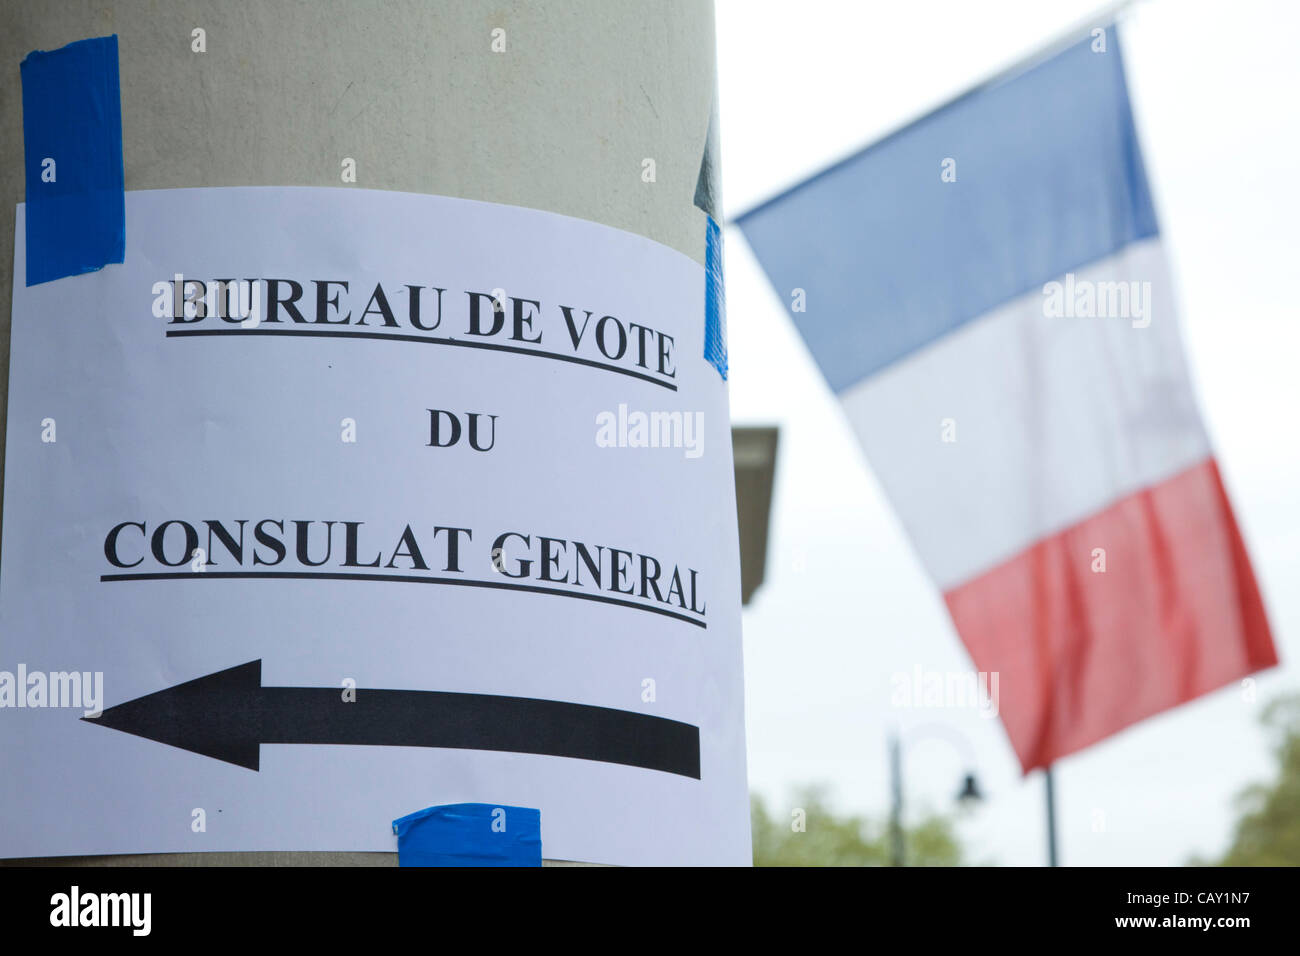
left=736, top=26, right=1157, bottom=393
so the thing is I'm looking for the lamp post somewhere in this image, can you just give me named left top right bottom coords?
left=888, top=724, right=983, bottom=867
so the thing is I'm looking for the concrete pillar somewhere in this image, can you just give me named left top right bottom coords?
left=0, top=0, right=719, bottom=866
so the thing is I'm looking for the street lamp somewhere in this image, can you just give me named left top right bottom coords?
left=956, top=772, right=984, bottom=806
left=889, top=726, right=984, bottom=866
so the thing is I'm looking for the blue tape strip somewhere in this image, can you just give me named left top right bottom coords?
left=20, top=35, right=126, bottom=286
left=392, top=803, right=542, bottom=867
left=703, top=215, right=727, bottom=380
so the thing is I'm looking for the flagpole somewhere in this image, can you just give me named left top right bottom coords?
left=1045, top=765, right=1059, bottom=867
left=889, top=729, right=905, bottom=866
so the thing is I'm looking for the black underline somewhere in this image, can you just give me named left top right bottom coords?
left=99, top=570, right=707, bottom=629
left=165, top=327, right=678, bottom=391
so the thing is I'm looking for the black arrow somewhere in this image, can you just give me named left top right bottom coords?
left=83, top=660, right=700, bottom=778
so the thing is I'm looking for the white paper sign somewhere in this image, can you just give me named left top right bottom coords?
left=0, top=187, right=749, bottom=865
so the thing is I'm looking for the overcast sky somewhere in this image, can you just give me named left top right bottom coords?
left=716, top=0, right=1300, bottom=865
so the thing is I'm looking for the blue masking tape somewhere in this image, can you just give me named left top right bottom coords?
left=703, top=216, right=727, bottom=380
left=392, top=803, right=542, bottom=867
left=20, top=35, right=126, bottom=286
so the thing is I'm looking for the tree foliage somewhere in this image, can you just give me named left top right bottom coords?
left=751, top=786, right=964, bottom=866
left=1214, top=693, right=1300, bottom=866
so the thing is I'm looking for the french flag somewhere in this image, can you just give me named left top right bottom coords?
left=737, top=26, right=1277, bottom=771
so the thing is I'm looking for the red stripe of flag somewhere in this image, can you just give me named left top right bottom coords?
left=944, top=458, right=1277, bottom=771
